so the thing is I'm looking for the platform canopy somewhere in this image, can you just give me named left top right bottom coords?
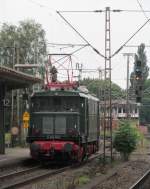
left=0, top=66, right=43, bottom=155
left=0, top=66, right=43, bottom=90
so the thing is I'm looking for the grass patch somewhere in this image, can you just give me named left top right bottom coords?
left=78, top=175, right=90, bottom=185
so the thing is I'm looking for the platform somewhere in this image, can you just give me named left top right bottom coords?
left=0, top=147, right=30, bottom=167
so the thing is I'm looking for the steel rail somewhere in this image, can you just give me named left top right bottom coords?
left=0, top=165, right=40, bottom=180
left=1, top=153, right=101, bottom=189
left=129, top=169, right=150, bottom=189
left=1, top=166, right=71, bottom=189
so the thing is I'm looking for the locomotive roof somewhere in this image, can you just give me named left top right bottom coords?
left=31, top=89, right=99, bottom=101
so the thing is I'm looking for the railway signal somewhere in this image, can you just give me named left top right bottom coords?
left=134, top=60, right=143, bottom=103
left=135, top=60, right=142, bottom=80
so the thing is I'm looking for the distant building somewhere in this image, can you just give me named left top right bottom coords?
left=100, top=99, right=139, bottom=130
left=100, top=99, right=139, bottom=119
left=111, top=99, right=139, bottom=119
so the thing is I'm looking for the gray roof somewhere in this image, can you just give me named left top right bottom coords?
left=0, top=66, right=43, bottom=90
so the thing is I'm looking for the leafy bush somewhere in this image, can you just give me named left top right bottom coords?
left=113, top=121, right=139, bottom=161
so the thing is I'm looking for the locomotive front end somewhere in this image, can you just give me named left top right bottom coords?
left=27, top=91, right=84, bottom=162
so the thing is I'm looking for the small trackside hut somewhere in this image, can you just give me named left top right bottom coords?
left=27, top=87, right=100, bottom=162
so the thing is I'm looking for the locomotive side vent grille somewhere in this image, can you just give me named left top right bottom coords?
left=42, top=117, right=53, bottom=134
left=55, top=116, right=66, bottom=134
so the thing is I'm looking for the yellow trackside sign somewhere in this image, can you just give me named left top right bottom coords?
left=23, top=121, right=29, bottom=128
left=23, top=111, right=30, bottom=121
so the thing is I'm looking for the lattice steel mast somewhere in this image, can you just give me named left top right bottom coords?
left=103, top=7, right=112, bottom=162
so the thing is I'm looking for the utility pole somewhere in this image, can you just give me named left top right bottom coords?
left=11, top=43, right=16, bottom=146
left=16, top=47, right=21, bottom=145
left=76, top=63, right=83, bottom=84
left=123, top=53, right=134, bottom=118
left=98, top=67, right=105, bottom=80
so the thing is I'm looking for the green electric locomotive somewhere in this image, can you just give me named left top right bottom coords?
left=27, top=86, right=100, bottom=162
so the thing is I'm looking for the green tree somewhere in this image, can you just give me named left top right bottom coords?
left=130, top=43, right=149, bottom=88
left=17, top=20, right=47, bottom=68
left=113, top=121, right=138, bottom=161
left=0, top=19, right=47, bottom=77
left=139, top=79, right=150, bottom=124
left=0, top=23, right=18, bottom=67
left=137, top=43, right=149, bottom=81
left=80, top=78, right=125, bottom=100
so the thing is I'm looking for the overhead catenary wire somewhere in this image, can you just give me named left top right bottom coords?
left=27, top=0, right=54, bottom=15
left=117, top=9, right=150, bottom=13
left=136, top=0, right=149, bottom=20
left=0, top=44, right=88, bottom=65
left=28, top=0, right=45, bottom=8
left=6, top=1, right=150, bottom=76
left=26, top=0, right=150, bottom=13
left=125, top=45, right=150, bottom=47
left=57, top=9, right=150, bottom=60
left=48, top=45, right=88, bottom=66
left=58, top=10, right=104, bottom=13
left=0, top=43, right=88, bottom=49
left=25, top=2, right=150, bottom=61
left=47, top=43, right=89, bottom=51
left=56, top=11, right=105, bottom=59
left=111, top=18, right=150, bottom=58
left=51, top=56, right=70, bottom=70
left=58, top=10, right=150, bottom=13
left=47, top=42, right=88, bottom=47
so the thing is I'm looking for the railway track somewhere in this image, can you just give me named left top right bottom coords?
left=129, top=169, right=150, bottom=189
left=0, top=165, right=70, bottom=189
left=0, top=153, right=101, bottom=189
left=0, top=165, right=41, bottom=180
left=0, top=158, right=39, bottom=176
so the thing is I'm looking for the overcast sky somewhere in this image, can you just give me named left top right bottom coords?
left=0, top=0, right=150, bottom=89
